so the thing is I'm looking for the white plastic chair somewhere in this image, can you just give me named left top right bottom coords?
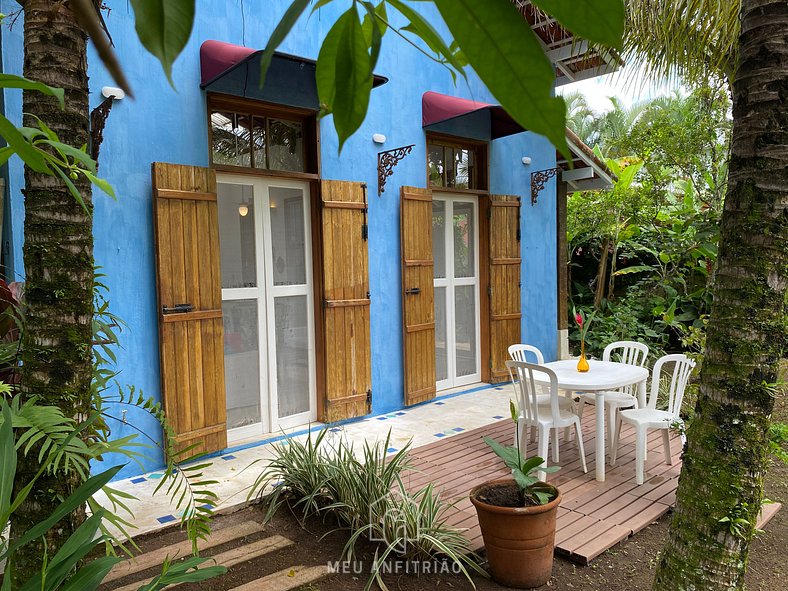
left=577, top=340, right=649, bottom=456
left=506, top=360, right=588, bottom=479
left=612, top=354, right=695, bottom=484
left=508, top=344, right=573, bottom=444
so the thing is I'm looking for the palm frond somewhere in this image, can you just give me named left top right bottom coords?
left=622, top=0, right=740, bottom=86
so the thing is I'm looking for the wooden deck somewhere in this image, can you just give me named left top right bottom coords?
left=404, top=415, right=781, bottom=564
left=402, top=415, right=685, bottom=564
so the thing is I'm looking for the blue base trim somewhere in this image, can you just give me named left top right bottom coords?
left=198, top=382, right=505, bottom=462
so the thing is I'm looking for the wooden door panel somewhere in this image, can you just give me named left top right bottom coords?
left=321, top=180, right=371, bottom=421
left=401, top=186, right=436, bottom=405
left=489, top=195, right=522, bottom=383
left=153, top=162, right=227, bottom=454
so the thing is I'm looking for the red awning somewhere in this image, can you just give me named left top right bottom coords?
left=421, top=91, right=525, bottom=140
left=200, top=40, right=256, bottom=87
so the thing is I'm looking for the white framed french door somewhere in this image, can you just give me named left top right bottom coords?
left=217, top=174, right=316, bottom=442
left=432, top=194, right=481, bottom=390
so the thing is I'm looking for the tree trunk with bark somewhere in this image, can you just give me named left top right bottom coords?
left=653, top=1, right=788, bottom=589
left=10, top=1, right=94, bottom=583
left=594, top=237, right=610, bottom=309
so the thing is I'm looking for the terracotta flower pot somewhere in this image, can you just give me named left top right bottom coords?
left=469, top=479, right=561, bottom=589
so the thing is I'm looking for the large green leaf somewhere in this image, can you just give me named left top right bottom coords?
left=316, top=8, right=373, bottom=151
left=483, top=436, right=521, bottom=471
left=0, top=403, right=15, bottom=525
left=0, top=115, right=50, bottom=173
left=130, top=0, right=195, bottom=85
left=4, top=465, right=121, bottom=557
left=530, top=0, right=625, bottom=48
left=259, top=0, right=312, bottom=86
left=18, top=512, right=111, bottom=591
left=432, top=0, right=569, bottom=156
left=0, top=74, right=64, bottom=108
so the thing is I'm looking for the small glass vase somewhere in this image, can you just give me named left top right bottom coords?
left=577, top=341, right=590, bottom=372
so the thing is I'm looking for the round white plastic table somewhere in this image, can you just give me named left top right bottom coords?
left=532, top=359, right=649, bottom=482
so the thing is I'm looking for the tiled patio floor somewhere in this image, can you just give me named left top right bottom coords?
left=94, top=382, right=513, bottom=538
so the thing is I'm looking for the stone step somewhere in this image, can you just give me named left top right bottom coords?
left=106, top=521, right=262, bottom=583
left=756, top=502, right=782, bottom=529
left=227, top=565, right=329, bottom=591
left=109, top=534, right=292, bottom=591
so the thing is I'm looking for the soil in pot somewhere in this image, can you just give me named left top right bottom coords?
left=474, top=482, right=542, bottom=508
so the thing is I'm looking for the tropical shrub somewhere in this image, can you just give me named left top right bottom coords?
left=0, top=396, right=226, bottom=590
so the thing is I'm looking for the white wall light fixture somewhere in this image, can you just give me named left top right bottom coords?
left=101, top=86, right=126, bottom=100
left=372, top=133, right=386, bottom=144
left=521, top=156, right=532, bottom=166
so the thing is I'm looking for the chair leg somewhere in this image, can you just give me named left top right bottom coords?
left=662, top=429, right=673, bottom=465
left=611, top=414, right=623, bottom=465
left=574, top=418, right=588, bottom=473
left=635, top=426, right=647, bottom=485
left=551, top=429, right=560, bottom=463
left=607, top=405, right=617, bottom=457
left=577, top=399, right=586, bottom=424
left=537, top=426, right=549, bottom=482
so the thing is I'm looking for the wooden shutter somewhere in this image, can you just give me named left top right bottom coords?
left=320, top=180, right=372, bottom=422
left=152, top=163, right=227, bottom=454
left=401, top=186, right=436, bottom=405
left=489, top=195, right=522, bottom=383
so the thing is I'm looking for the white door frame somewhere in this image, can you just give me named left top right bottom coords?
left=219, top=174, right=317, bottom=442
left=434, top=194, right=481, bottom=391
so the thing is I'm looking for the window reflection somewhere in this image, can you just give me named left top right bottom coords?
left=211, top=109, right=305, bottom=173
left=211, top=111, right=252, bottom=167
left=427, top=141, right=479, bottom=189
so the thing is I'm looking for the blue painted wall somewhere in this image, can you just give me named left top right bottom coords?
left=1, top=0, right=557, bottom=478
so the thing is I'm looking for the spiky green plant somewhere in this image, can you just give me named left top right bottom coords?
left=250, top=428, right=487, bottom=590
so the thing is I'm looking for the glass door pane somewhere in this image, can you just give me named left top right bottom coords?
left=432, top=200, right=446, bottom=279
left=265, top=184, right=314, bottom=426
left=217, top=184, right=257, bottom=289
left=222, top=299, right=261, bottom=429
left=274, top=295, right=310, bottom=417
left=218, top=180, right=265, bottom=438
left=434, top=286, right=448, bottom=382
left=454, top=286, right=477, bottom=378
left=453, top=201, right=475, bottom=278
left=269, top=187, right=307, bottom=286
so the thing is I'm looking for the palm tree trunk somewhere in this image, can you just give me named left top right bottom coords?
left=10, top=1, right=93, bottom=583
left=653, top=1, right=788, bottom=589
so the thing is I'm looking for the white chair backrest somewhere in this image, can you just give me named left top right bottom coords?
left=603, top=340, right=649, bottom=367
left=508, top=344, right=545, bottom=364
left=506, top=360, right=560, bottom=424
left=647, top=354, right=696, bottom=414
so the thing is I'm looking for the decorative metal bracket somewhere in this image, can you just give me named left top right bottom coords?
left=530, top=167, right=560, bottom=205
left=378, top=144, right=414, bottom=195
left=90, top=96, right=115, bottom=167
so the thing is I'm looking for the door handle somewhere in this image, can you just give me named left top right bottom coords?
left=404, top=287, right=421, bottom=295
left=163, top=303, right=195, bottom=314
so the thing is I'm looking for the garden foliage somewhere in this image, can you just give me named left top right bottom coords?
left=567, top=86, right=731, bottom=361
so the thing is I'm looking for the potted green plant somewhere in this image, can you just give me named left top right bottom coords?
left=469, top=403, right=561, bottom=588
